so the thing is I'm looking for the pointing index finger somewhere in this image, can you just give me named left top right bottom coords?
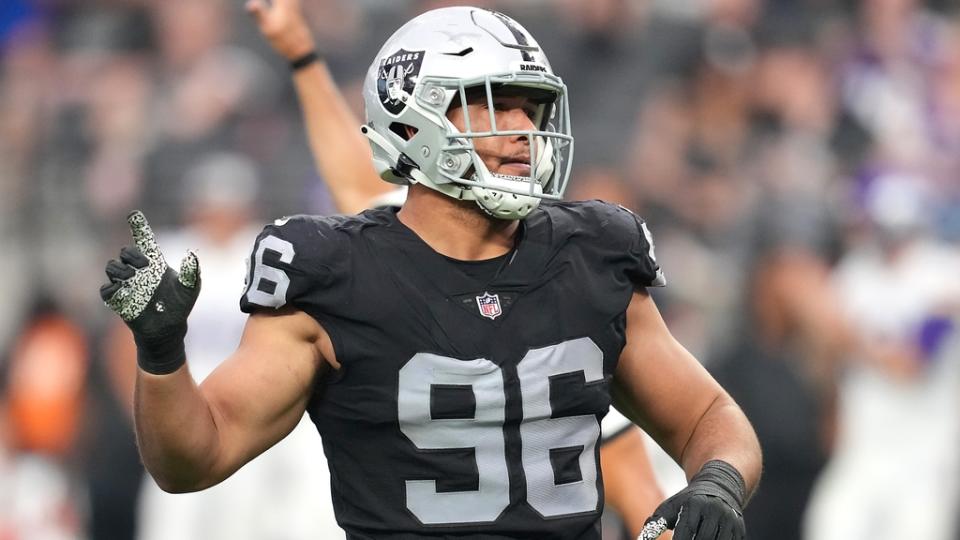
left=127, top=210, right=162, bottom=261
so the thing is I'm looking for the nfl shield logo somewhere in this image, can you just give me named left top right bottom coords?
left=475, top=292, right=502, bottom=320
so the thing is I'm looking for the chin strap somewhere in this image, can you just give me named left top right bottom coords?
left=409, top=168, right=473, bottom=200
left=363, top=124, right=411, bottom=186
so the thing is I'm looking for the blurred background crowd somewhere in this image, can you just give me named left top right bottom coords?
left=1, top=0, right=959, bottom=539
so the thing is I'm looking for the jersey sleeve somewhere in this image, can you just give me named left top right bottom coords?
left=239, top=215, right=348, bottom=314
left=616, top=205, right=666, bottom=289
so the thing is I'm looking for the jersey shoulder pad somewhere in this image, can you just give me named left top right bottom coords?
left=541, top=200, right=666, bottom=288
left=239, top=214, right=351, bottom=313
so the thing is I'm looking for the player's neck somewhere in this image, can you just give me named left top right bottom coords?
left=397, top=185, right=519, bottom=261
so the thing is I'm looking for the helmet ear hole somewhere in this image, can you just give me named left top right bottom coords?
left=390, top=123, right=418, bottom=140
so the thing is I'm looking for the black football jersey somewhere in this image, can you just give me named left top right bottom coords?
left=239, top=200, right=664, bottom=539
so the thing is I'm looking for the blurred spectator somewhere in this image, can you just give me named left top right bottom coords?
left=6, top=305, right=88, bottom=458
left=81, top=322, right=144, bottom=540
left=0, top=451, right=82, bottom=540
left=522, top=0, right=703, bottom=170
left=711, top=236, right=847, bottom=540
left=0, top=24, right=55, bottom=356
left=804, top=175, right=960, bottom=540
left=617, top=11, right=853, bottom=539
left=1, top=301, right=89, bottom=539
left=566, top=166, right=641, bottom=210
left=837, top=0, right=960, bottom=240
left=711, top=252, right=839, bottom=540
left=691, top=38, right=848, bottom=539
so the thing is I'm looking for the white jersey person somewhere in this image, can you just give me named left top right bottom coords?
left=804, top=176, right=960, bottom=540
left=101, top=7, right=761, bottom=540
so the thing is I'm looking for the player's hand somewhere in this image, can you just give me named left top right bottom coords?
left=640, top=460, right=746, bottom=540
left=100, top=210, right=200, bottom=375
left=246, top=0, right=316, bottom=61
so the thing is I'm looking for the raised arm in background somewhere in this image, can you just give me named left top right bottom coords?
left=247, top=0, right=395, bottom=213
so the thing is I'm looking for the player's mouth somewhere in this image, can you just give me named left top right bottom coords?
left=498, top=156, right=531, bottom=178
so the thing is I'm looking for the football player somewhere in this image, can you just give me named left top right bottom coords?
left=101, top=7, right=761, bottom=540
left=245, top=0, right=676, bottom=537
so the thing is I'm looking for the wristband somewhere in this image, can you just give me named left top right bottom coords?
left=134, top=331, right=187, bottom=375
left=694, top=459, right=747, bottom=508
left=290, top=51, right=320, bottom=71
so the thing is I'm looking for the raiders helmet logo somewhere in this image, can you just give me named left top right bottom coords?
left=377, top=49, right=424, bottom=115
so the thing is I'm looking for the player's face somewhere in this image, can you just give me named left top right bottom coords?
left=446, top=93, right=539, bottom=178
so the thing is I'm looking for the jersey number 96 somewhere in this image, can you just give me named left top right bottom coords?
left=398, top=338, right=604, bottom=525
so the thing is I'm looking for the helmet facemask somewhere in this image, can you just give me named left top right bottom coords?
left=433, top=77, right=572, bottom=219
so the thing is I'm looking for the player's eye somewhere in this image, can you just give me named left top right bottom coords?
left=490, top=100, right=537, bottom=121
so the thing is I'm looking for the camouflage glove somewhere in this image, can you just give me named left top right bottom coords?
left=641, top=460, right=746, bottom=540
left=100, top=211, right=200, bottom=375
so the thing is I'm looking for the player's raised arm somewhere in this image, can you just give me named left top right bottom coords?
left=100, top=211, right=329, bottom=493
left=614, top=290, right=761, bottom=540
left=247, top=0, right=394, bottom=213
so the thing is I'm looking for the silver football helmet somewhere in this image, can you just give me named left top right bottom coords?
left=362, top=7, right=573, bottom=220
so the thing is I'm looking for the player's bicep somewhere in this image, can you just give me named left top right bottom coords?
left=612, top=290, right=726, bottom=463
left=198, top=309, right=325, bottom=479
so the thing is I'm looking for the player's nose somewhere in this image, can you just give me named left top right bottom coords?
left=501, top=108, right=535, bottom=144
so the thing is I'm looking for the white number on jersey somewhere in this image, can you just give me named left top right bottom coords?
left=244, top=234, right=295, bottom=308
left=397, top=338, right=604, bottom=525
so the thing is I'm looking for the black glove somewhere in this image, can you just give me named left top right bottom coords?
left=641, top=460, right=747, bottom=540
left=100, top=210, right=201, bottom=375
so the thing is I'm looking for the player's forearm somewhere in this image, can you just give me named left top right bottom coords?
left=292, top=63, right=391, bottom=213
left=133, top=366, right=225, bottom=493
left=677, top=394, right=762, bottom=499
left=600, top=429, right=670, bottom=538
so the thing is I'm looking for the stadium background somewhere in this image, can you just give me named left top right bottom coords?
left=1, top=0, right=958, bottom=538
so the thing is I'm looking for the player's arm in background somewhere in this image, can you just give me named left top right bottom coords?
left=600, top=420, right=674, bottom=539
left=249, top=2, right=672, bottom=536
left=246, top=0, right=394, bottom=214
